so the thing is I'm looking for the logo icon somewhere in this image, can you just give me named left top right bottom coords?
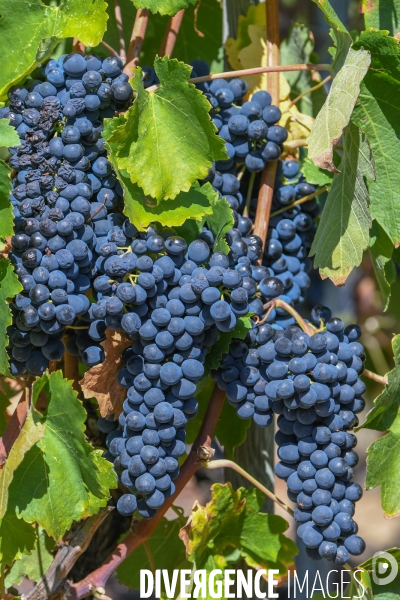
left=372, top=551, right=398, bottom=586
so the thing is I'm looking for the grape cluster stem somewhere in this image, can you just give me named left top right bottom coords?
left=204, top=459, right=294, bottom=517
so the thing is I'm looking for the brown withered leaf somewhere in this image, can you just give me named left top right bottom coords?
left=80, top=329, right=132, bottom=419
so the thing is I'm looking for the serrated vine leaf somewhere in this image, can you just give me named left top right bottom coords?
left=280, top=25, right=325, bottom=117
left=308, top=47, right=370, bottom=171
left=103, top=57, right=226, bottom=202
left=369, top=221, right=396, bottom=311
left=0, top=0, right=108, bottom=101
left=0, top=259, right=22, bottom=377
left=80, top=330, right=132, bottom=419
left=310, top=122, right=373, bottom=285
left=352, top=31, right=400, bottom=245
left=205, top=196, right=234, bottom=254
left=310, top=0, right=352, bottom=73
left=180, top=484, right=297, bottom=576
left=131, top=0, right=196, bottom=16
left=112, top=167, right=214, bottom=231
left=361, top=0, right=400, bottom=36
left=359, top=335, right=400, bottom=517
left=15, top=371, right=117, bottom=540
left=5, top=527, right=55, bottom=587
left=117, top=518, right=189, bottom=590
left=0, top=120, right=20, bottom=149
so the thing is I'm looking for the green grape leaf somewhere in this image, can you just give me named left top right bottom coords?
left=111, top=167, right=214, bottom=231
left=0, top=0, right=108, bottom=101
left=0, top=120, right=20, bottom=149
left=0, top=259, right=22, bottom=377
left=116, top=518, right=190, bottom=590
left=344, top=547, right=400, bottom=599
left=310, top=121, right=373, bottom=285
left=131, top=0, right=196, bottom=16
left=0, top=409, right=44, bottom=567
left=0, top=160, right=14, bottom=244
left=180, top=484, right=298, bottom=577
left=352, top=30, right=400, bottom=246
left=13, top=371, right=117, bottom=541
left=204, top=196, right=234, bottom=254
left=280, top=24, right=325, bottom=118
left=369, top=221, right=396, bottom=311
left=204, top=317, right=252, bottom=373
left=301, top=155, right=335, bottom=187
left=103, top=57, right=226, bottom=203
left=310, top=0, right=352, bottom=73
left=359, top=335, right=400, bottom=517
left=361, top=0, right=400, bottom=35
left=360, top=335, right=400, bottom=434
left=215, top=402, right=250, bottom=459
left=308, top=47, right=371, bottom=172
left=186, top=376, right=214, bottom=445
left=5, top=526, right=55, bottom=587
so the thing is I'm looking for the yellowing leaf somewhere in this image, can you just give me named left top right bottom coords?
left=279, top=75, right=315, bottom=151
left=226, top=24, right=267, bottom=95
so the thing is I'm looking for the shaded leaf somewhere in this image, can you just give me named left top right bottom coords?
left=103, top=57, right=226, bottom=203
left=0, top=259, right=22, bottom=377
left=369, top=221, right=396, bottom=311
left=308, top=47, right=370, bottom=171
left=180, top=484, right=298, bottom=575
left=5, top=527, right=55, bottom=587
left=15, top=371, right=117, bottom=540
left=215, top=401, right=250, bottom=460
left=346, top=547, right=400, bottom=599
left=310, top=121, right=373, bottom=285
left=204, top=317, right=252, bottom=373
left=352, top=30, right=400, bottom=245
left=0, top=409, right=44, bottom=566
left=186, top=376, right=214, bottom=445
left=131, top=0, right=196, bottom=16
left=80, top=329, right=132, bottom=419
left=117, top=518, right=189, bottom=589
left=0, top=0, right=108, bottom=101
left=0, top=160, right=14, bottom=244
left=280, top=24, right=326, bottom=117
left=310, top=0, right=352, bottom=73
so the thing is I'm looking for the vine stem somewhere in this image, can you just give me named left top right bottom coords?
left=189, top=63, right=332, bottom=83
left=270, top=186, right=328, bottom=217
left=124, top=8, right=149, bottom=75
left=145, top=64, right=332, bottom=93
left=65, top=385, right=226, bottom=599
left=252, top=0, right=280, bottom=251
left=260, top=299, right=317, bottom=336
left=362, top=369, right=388, bottom=386
left=159, top=9, right=185, bottom=57
left=204, top=459, right=294, bottom=517
left=114, top=0, right=126, bottom=62
left=72, top=39, right=85, bottom=54
left=289, top=74, right=331, bottom=107
left=100, top=40, right=120, bottom=58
